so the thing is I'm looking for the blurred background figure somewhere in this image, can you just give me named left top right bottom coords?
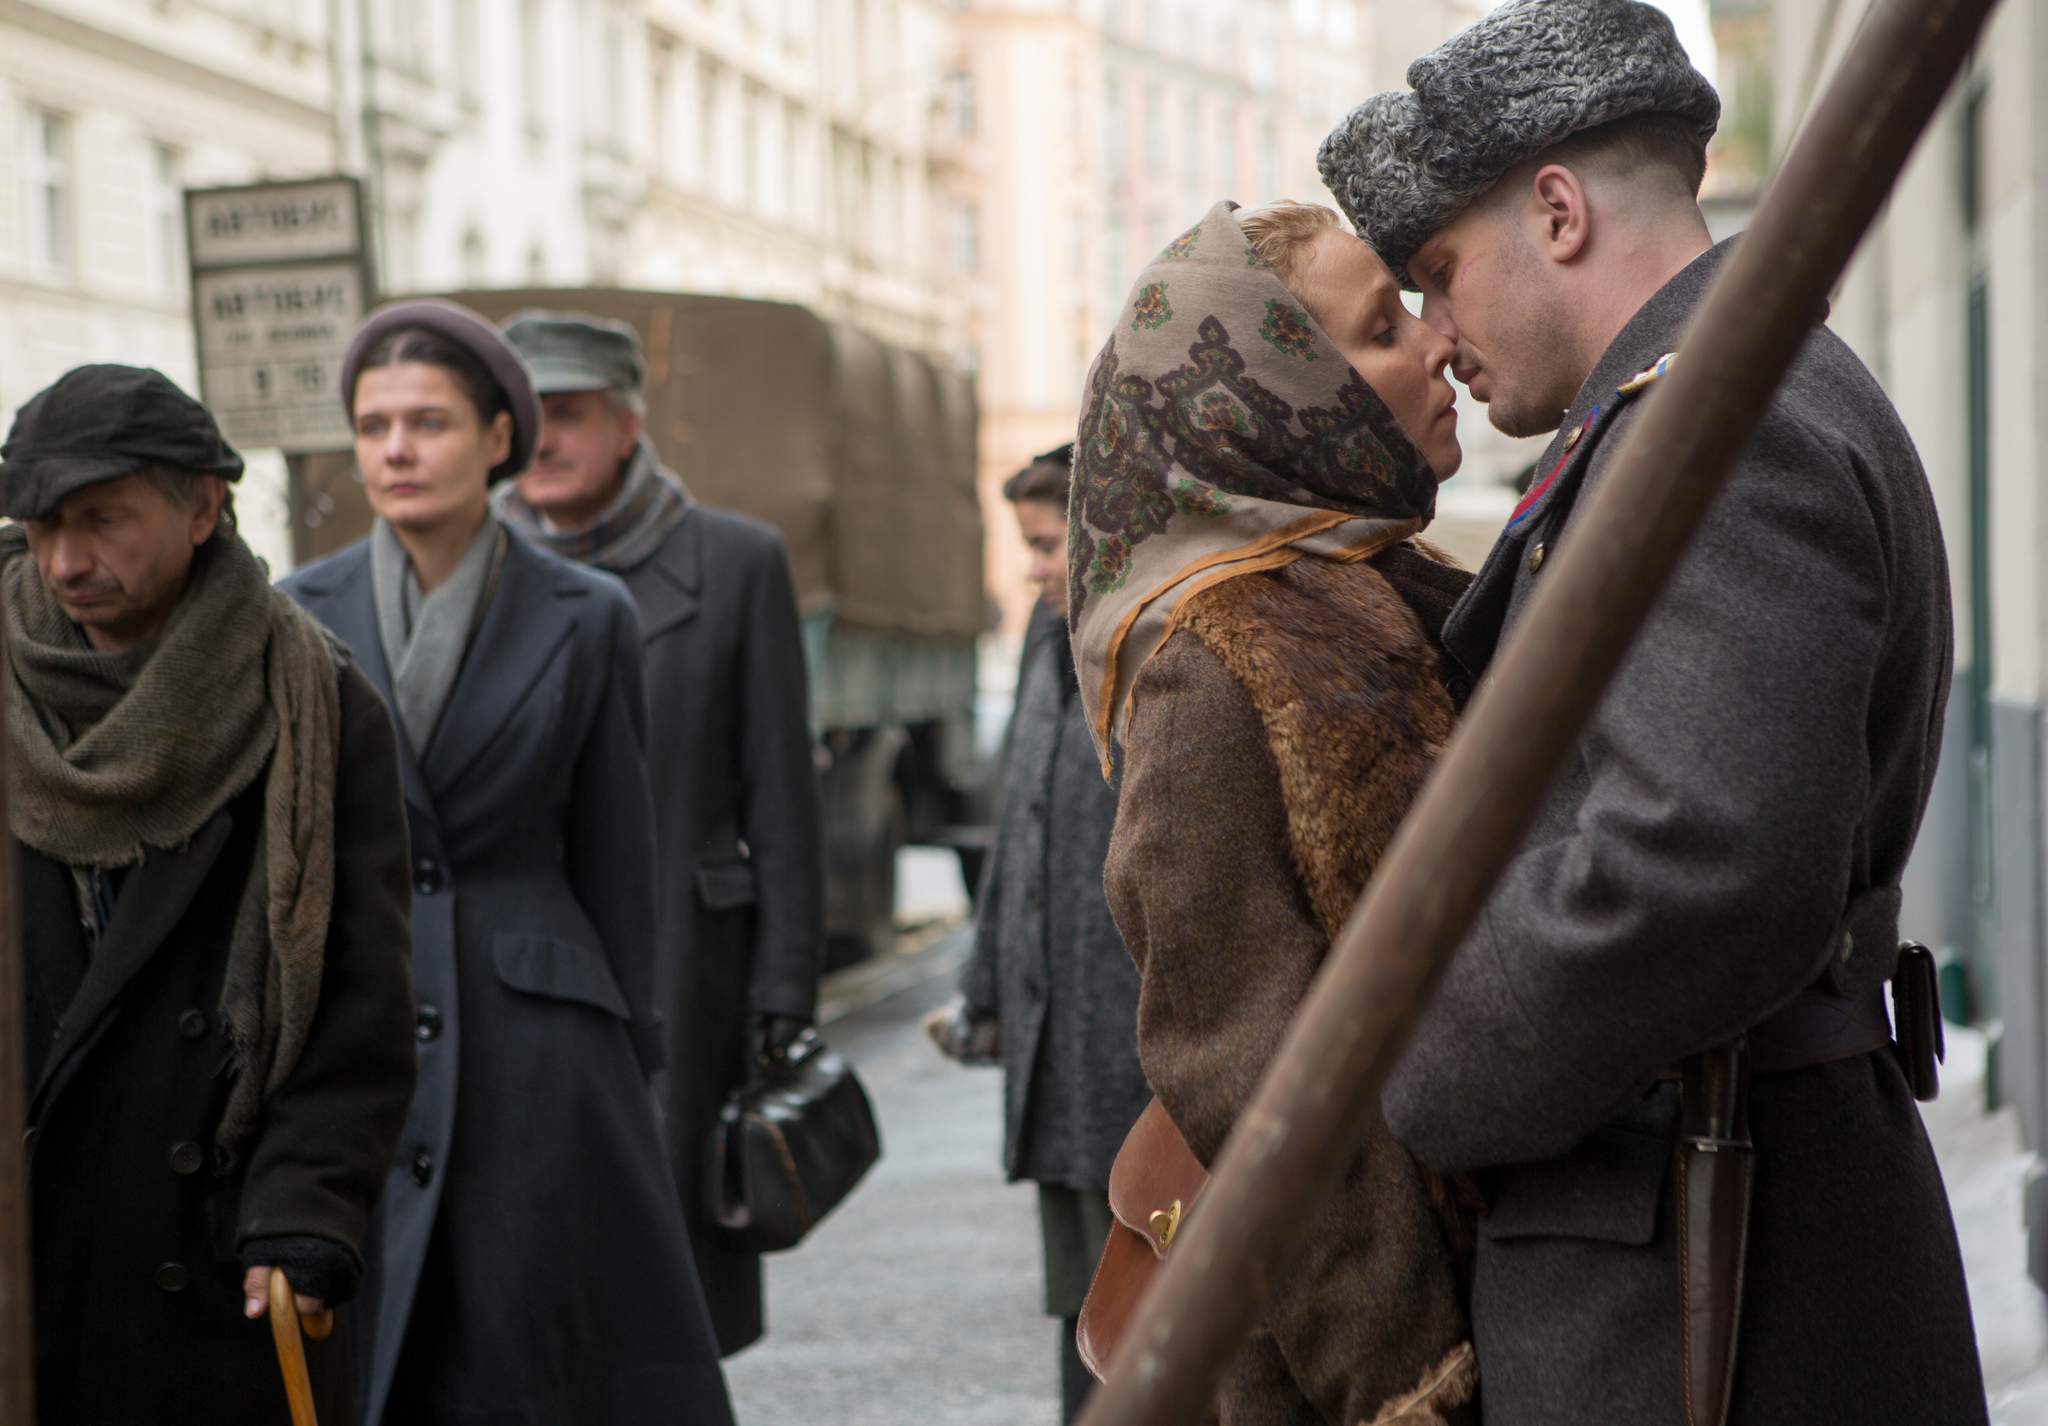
left=927, top=444, right=1151, bottom=1423
left=496, top=310, right=825, bottom=1358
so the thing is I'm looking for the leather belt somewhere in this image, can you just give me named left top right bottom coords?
left=1673, top=942, right=1943, bottom=1426
left=1746, top=980, right=1892, bottom=1074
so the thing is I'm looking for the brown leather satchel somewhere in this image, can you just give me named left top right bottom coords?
left=1076, top=1097, right=1212, bottom=1400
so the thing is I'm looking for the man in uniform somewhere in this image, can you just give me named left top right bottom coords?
left=3, top=365, right=416, bottom=1424
left=494, top=312, right=824, bottom=1356
left=1318, top=2, right=1986, bottom=1422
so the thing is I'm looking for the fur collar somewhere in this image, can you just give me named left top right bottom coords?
left=1177, top=554, right=1458, bottom=938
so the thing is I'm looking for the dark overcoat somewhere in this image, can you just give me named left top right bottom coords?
left=23, top=660, right=417, bottom=1426
left=282, top=530, right=733, bottom=1426
left=1385, top=240, right=1988, bottom=1424
left=961, top=600, right=1148, bottom=1192
left=611, top=502, right=824, bottom=1356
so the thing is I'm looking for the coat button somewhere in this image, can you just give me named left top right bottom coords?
left=169, top=1141, right=203, bottom=1175
left=416, top=1005, right=443, bottom=1042
left=177, top=1009, right=207, bottom=1040
left=413, top=858, right=444, bottom=896
left=155, top=1262, right=189, bottom=1292
left=412, top=1152, right=434, bottom=1188
left=1528, top=542, right=1547, bottom=574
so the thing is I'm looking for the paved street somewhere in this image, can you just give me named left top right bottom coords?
left=724, top=925, right=1060, bottom=1426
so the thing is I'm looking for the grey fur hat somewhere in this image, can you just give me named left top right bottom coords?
left=1318, top=0, right=1719, bottom=287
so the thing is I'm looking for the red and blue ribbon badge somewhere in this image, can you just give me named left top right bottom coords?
left=1506, top=406, right=1599, bottom=538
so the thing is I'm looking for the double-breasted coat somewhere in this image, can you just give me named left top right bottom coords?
left=283, top=529, right=733, bottom=1426
left=1385, top=239, right=1988, bottom=1424
left=608, top=503, right=824, bottom=1357
left=22, top=659, right=418, bottom=1426
left=961, top=600, right=1149, bottom=1193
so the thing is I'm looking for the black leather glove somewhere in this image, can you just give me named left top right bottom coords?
left=753, top=1013, right=811, bottom=1063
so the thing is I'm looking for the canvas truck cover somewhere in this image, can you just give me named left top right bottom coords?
left=444, top=289, right=983, bottom=641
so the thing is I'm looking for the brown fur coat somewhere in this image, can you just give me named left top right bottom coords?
left=1103, top=546, right=1475, bottom=1426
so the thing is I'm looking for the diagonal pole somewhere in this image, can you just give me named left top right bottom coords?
left=0, top=629, right=32, bottom=1423
left=1076, top=0, right=2002, bottom=1421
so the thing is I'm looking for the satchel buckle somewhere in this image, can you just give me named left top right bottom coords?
left=1149, top=1200, right=1182, bottom=1252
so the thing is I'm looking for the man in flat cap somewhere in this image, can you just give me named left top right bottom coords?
left=1, top=365, right=417, bottom=1424
left=494, top=311, right=823, bottom=1355
left=1320, top=3, right=1985, bottom=1424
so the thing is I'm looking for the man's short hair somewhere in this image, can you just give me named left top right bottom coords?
left=1235, top=201, right=1347, bottom=288
left=1497, top=111, right=1708, bottom=207
left=1002, top=444, right=1073, bottom=506
left=142, top=463, right=237, bottom=537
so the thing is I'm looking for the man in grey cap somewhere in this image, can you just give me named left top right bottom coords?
left=0, top=365, right=416, bottom=1424
left=494, top=311, right=824, bottom=1356
left=1320, top=3, right=1985, bottom=1424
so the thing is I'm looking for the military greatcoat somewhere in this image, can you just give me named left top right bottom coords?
left=1385, top=239, right=1987, bottom=1425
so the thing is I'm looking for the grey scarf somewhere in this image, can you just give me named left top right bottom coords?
left=491, top=436, right=691, bottom=574
left=370, top=516, right=505, bottom=757
left=2, top=526, right=343, bottom=1148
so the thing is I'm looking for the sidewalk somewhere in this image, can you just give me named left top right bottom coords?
left=1928, top=1027, right=2048, bottom=1423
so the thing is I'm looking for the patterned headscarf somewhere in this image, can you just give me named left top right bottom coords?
left=1069, top=199, right=1441, bottom=766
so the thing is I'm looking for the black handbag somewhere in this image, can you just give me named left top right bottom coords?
left=702, top=1029, right=881, bottom=1253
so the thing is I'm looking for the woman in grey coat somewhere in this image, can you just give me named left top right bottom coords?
left=281, top=300, right=732, bottom=1426
left=932, top=448, right=1151, bottom=1423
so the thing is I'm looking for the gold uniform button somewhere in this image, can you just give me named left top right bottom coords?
left=1528, top=542, right=1547, bottom=573
left=1562, top=426, right=1582, bottom=452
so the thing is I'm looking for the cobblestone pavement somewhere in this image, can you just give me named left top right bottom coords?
left=724, top=926, right=1060, bottom=1426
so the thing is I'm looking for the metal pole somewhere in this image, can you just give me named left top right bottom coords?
left=1076, top=0, right=2001, bottom=1421
left=0, top=630, right=33, bottom=1421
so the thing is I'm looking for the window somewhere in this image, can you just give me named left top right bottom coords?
left=1104, top=78, right=1124, bottom=187
left=462, top=227, right=486, bottom=283
left=604, top=18, right=626, bottom=144
left=946, top=70, right=975, bottom=138
left=521, top=0, right=546, bottom=135
left=455, top=0, right=481, bottom=106
left=651, top=45, right=672, bottom=175
left=24, top=108, right=70, bottom=275
left=147, top=143, right=183, bottom=302
left=954, top=202, right=978, bottom=273
left=699, top=58, right=722, bottom=192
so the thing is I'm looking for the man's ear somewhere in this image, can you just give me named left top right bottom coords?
left=189, top=476, right=225, bottom=547
left=1529, top=163, right=1592, bottom=265
left=616, top=405, right=643, bottom=460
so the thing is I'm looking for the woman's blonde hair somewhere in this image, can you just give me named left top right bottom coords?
left=1235, top=200, right=1348, bottom=285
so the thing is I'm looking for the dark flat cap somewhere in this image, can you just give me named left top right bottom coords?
left=0, top=365, right=244, bottom=520
left=1319, top=0, right=1720, bottom=286
left=341, top=299, right=540, bottom=482
left=501, top=310, right=645, bottom=395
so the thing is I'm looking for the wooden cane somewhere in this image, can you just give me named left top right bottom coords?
left=1073, top=0, right=2004, bottom=1421
left=267, top=1267, right=331, bottom=1426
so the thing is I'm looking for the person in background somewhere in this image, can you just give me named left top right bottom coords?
left=281, top=300, right=732, bottom=1426
left=927, top=444, right=1151, bottom=1424
left=494, top=310, right=824, bottom=1358
left=3, top=365, right=416, bottom=1425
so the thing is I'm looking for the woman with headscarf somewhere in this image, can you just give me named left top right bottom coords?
left=1074, top=200, right=1477, bottom=1424
left=280, top=301, right=733, bottom=1426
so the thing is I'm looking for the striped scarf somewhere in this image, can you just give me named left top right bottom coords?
left=493, top=436, right=691, bottom=574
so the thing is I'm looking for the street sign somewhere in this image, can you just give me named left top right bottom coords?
left=186, top=177, right=372, bottom=454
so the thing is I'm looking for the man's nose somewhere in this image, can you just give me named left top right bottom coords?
left=46, top=529, right=94, bottom=582
left=1419, top=293, right=1460, bottom=344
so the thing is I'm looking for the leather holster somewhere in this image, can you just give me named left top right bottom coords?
left=1676, top=1042, right=1752, bottom=1426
